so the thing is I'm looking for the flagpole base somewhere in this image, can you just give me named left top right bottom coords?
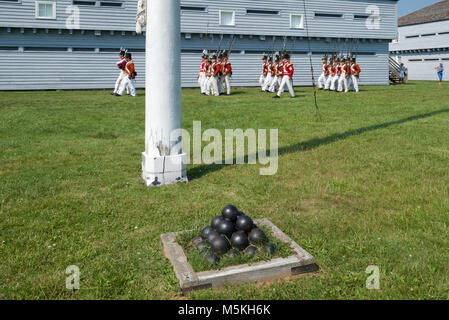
left=141, top=152, right=188, bottom=187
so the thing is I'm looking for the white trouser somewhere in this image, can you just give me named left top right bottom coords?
left=351, top=75, right=359, bottom=92
left=330, top=75, right=339, bottom=91
left=269, top=75, right=280, bottom=92
left=259, top=74, right=266, bottom=89
left=345, top=76, right=353, bottom=93
left=224, top=74, right=231, bottom=95
left=324, top=75, right=333, bottom=90
left=114, top=71, right=129, bottom=94
left=199, top=72, right=207, bottom=94
left=317, top=72, right=327, bottom=89
left=277, top=76, right=295, bottom=97
left=208, top=76, right=219, bottom=96
left=337, top=74, right=347, bottom=92
left=218, top=76, right=225, bottom=94
left=262, top=74, right=273, bottom=91
left=118, top=76, right=136, bottom=96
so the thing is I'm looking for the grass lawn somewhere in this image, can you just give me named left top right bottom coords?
left=0, top=81, right=448, bottom=299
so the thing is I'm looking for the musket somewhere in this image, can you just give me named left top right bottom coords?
left=204, top=23, right=209, bottom=54
left=281, top=36, right=288, bottom=56
left=227, top=35, right=236, bottom=57
left=270, top=36, right=276, bottom=60
left=216, top=34, right=224, bottom=55
left=291, top=36, right=296, bottom=56
left=355, top=38, right=360, bottom=60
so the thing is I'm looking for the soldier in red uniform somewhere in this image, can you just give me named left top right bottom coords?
left=346, top=58, right=361, bottom=93
left=199, top=50, right=208, bottom=95
left=317, top=56, right=328, bottom=90
left=259, top=54, right=268, bottom=91
left=207, top=54, right=220, bottom=96
left=222, top=51, right=233, bottom=95
left=273, top=53, right=295, bottom=98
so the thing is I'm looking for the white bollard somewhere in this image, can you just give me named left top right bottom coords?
left=142, top=0, right=188, bottom=186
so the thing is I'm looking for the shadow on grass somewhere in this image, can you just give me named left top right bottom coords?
left=188, top=107, right=449, bottom=180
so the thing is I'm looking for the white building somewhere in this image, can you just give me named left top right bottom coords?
left=390, top=0, right=449, bottom=81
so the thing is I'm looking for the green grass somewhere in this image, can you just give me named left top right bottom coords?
left=0, top=81, right=448, bottom=300
left=176, top=225, right=294, bottom=273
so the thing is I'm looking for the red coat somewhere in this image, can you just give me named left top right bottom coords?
left=283, top=60, right=294, bottom=78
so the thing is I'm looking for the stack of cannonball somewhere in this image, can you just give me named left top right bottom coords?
left=192, top=205, right=276, bottom=265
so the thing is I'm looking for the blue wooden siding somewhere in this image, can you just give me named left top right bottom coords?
left=0, top=0, right=398, bottom=38
left=0, top=0, right=396, bottom=90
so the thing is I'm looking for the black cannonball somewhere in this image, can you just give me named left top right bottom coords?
left=235, top=215, right=254, bottom=232
left=231, top=230, right=250, bottom=251
left=216, top=220, right=235, bottom=239
left=227, top=248, right=240, bottom=259
left=222, top=205, right=239, bottom=222
left=205, top=253, right=220, bottom=265
left=211, top=215, right=224, bottom=229
left=206, top=230, right=220, bottom=242
left=264, top=243, right=276, bottom=255
left=244, top=245, right=258, bottom=257
left=210, top=235, right=231, bottom=255
left=192, top=235, right=203, bottom=246
left=201, top=226, right=214, bottom=238
left=196, top=241, right=209, bottom=252
left=248, top=228, right=267, bottom=245
left=200, top=247, right=212, bottom=258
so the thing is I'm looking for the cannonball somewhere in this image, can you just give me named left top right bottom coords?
left=236, top=215, right=254, bottom=232
left=196, top=241, right=209, bottom=252
left=248, top=228, right=267, bottom=245
left=227, top=249, right=240, bottom=259
left=192, top=235, right=203, bottom=246
left=211, top=215, right=224, bottom=229
left=216, top=220, right=235, bottom=239
left=210, top=235, right=231, bottom=255
left=201, top=226, right=214, bottom=238
left=231, top=231, right=249, bottom=251
left=222, top=205, right=239, bottom=222
left=237, top=211, right=245, bottom=217
left=244, top=245, right=258, bottom=258
left=264, top=243, right=276, bottom=255
left=200, top=247, right=212, bottom=258
left=206, top=230, right=220, bottom=242
left=205, top=253, right=220, bottom=265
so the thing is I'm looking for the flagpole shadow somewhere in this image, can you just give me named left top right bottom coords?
left=187, top=108, right=449, bottom=181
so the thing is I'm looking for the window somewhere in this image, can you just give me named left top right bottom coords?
left=73, top=1, right=95, bottom=5
left=220, top=10, right=235, bottom=26
left=424, top=58, right=439, bottom=61
left=354, top=14, right=369, bottom=19
left=439, top=31, right=449, bottom=35
left=0, top=0, right=21, bottom=3
left=408, top=59, right=422, bottom=62
left=246, top=9, right=279, bottom=15
left=35, top=1, right=56, bottom=19
left=314, top=12, right=343, bottom=18
left=290, top=14, right=304, bottom=29
left=100, top=1, right=123, bottom=7
left=405, top=35, right=419, bottom=39
left=421, top=33, right=436, bottom=37
left=181, top=6, right=206, bottom=12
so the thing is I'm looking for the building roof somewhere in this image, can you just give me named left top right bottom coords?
left=399, top=0, right=449, bottom=27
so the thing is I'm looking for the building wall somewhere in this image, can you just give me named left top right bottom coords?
left=0, top=0, right=397, bottom=90
left=389, top=20, right=449, bottom=81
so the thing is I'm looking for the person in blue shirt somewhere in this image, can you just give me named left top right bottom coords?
left=435, top=63, right=444, bottom=86
left=399, top=63, right=407, bottom=84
